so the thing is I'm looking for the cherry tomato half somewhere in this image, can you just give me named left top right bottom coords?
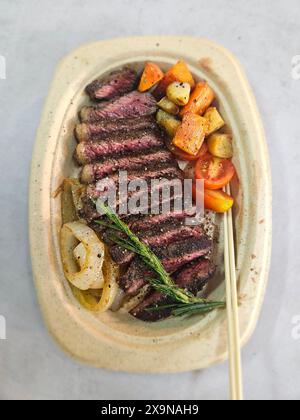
left=195, top=153, right=236, bottom=190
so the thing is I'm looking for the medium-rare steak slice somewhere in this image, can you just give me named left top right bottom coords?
left=119, top=236, right=212, bottom=296
left=81, top=149, right=175, bottom=183
left=110, top=223, right=205, bottom=266
left=85, top=67, right=138, bottom=101
left=156, top=236, right=212, bottom=272
left=130, top=259, right=216, bottom=322
left=75, top=115, right=157, bottom=142
left=75, top=131, right=165, bottom=165
left=86, top=165, right=183, bottom=197
left=126, top=209, right=197, bottom=231
left=80, top=91, right=157, bottom=122
left=119, top=259, right=151, bottom=297
left=81, top=190, right=190, bottom=224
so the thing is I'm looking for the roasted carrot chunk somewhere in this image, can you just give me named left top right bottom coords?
left=153, top=60, right=195, bottom=99
left=180, top=82, right=215, bottom=116
left=172, top=112, right=208, bottom=156
left=193, top=185, right=234, bottom=213
left=138, top=62, right=164, bottom=92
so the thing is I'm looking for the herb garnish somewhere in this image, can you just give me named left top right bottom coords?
left=96, top=204, right=225, bottom=317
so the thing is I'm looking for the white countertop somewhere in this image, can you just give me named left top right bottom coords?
left=0, top=0, right=299, bottom=401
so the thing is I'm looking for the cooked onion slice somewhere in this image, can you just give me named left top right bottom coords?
left=73, top=242, right=86, bottom=270
left=71, top=255, right=120, bottom=312
left=60, top=222, right=105, bottom=290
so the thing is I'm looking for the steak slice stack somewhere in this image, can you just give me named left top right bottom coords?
left=74, top=67, right=216, bottom=321
left=109, top=222, right=205, bottom=266
left=119, top=236, right=213, bottom=296
left=130, top=259, right=216, bottom=322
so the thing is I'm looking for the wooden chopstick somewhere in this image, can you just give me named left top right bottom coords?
left=224, top=184, right=244, bottom=401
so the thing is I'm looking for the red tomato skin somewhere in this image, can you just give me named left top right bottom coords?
left=168, top=142, right=208, bottom=161
left=194, top=153, right=236, bottom=190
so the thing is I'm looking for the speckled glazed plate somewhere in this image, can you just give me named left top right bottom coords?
left=29, top=36, right=272, bottom=372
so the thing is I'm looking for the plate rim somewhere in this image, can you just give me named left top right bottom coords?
left=29, top=36, right=272, bottom=373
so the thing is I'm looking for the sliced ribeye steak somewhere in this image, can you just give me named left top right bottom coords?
left=119, top=236, right=212, bottom=296
left=130, top=259, right=216, bottom=321
left=75, top=130, right=165, bottom=165
left=75, top=115, right=157, bottom=142
left=85, top=67, right=138, bottom=101
left=80, top=149, right=175, bottom=183
left=80, top=91, right=157, bottom=122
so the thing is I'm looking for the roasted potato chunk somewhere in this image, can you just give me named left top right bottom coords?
left=166, top=82, right=191, bottom=106
left=156, top=110, right=181, bottom=137
left=207, top=133, right=233, bottom=158
left=204, top=107, right=225, bottom=135
left=157, top=96, right=180, bottom=115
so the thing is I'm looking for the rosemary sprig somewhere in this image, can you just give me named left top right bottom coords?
left=148, top=301, right=225, bottom=317
left=94, top=220, right=121, bottom=231
left=97, top=203, right=225, bottom=316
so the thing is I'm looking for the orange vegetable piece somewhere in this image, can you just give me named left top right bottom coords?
left=193, top=185, right=234, bottom=213
left=180, top=82, right=215, bottom=116
left=172, top=112, right=208, bottom=156
left=153, top=60, right=195, bottom=99
left=138, top=62, right=164, bottom=92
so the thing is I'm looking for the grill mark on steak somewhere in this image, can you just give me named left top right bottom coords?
left=86, top=165, right=183, bottom=198
left=85, top=67, right=138, bottom=101
left=81, top=149, right=175, bottom=183
left=130, top=259, right=216, bottom=322
left=75, top=116, right=157, bottom=142
left=119, top=236, right=212, bottom=296
left=80, top=91, right=157, bottom=122
left=75, top=131, right=165, bottom=165
left=109, top=223, right=205, bottom=266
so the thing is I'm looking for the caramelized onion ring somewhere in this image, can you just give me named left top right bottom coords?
left=60, top=222, right=105, bottom=290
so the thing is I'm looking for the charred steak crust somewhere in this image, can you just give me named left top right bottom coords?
left=79, top=91, right=157, bottom=122
left=86, top=165, right=183, bottom=198
left=119, top=236, right=212, bottom=296
left=80, top=149, right=176, bottom=183
left=130, top=259, right=216, bottom=322
left=109, top=224, right=205, bottom=266
left=75, top=130, right=166, bottom=165
left=85, top=67, right=138, bottom=101
left=74, top=115, right=157, bottom=142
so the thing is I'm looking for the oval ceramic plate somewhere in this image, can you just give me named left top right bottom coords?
left=29, top=37, right=272, bottom=372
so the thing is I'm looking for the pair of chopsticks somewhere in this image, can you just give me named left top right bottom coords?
left=224, top=184, right=244, bottom=401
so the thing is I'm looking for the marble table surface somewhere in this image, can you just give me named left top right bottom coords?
left=0, top=0, right=299, bottom=401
